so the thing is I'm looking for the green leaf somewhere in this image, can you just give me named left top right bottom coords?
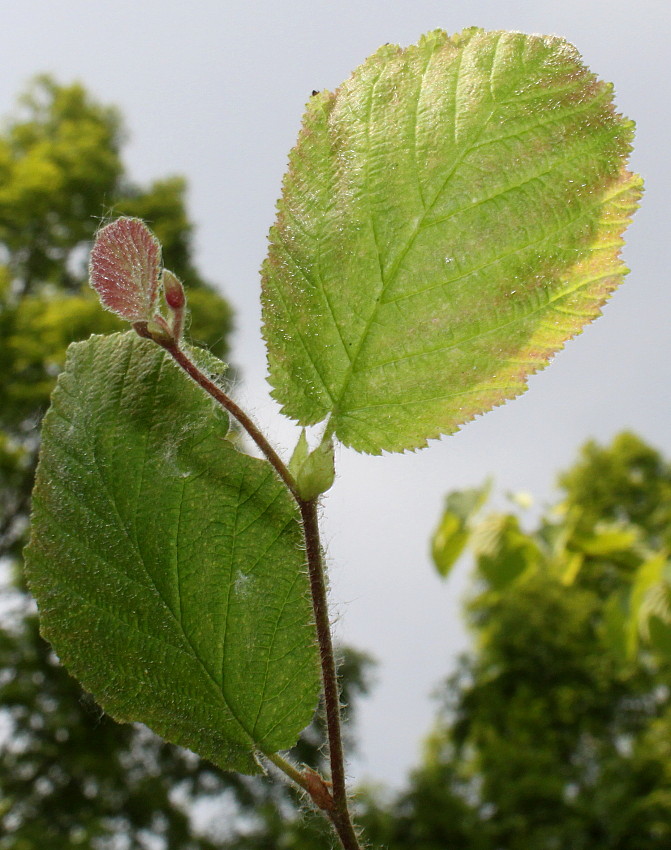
left=432, top=512, right=469, bottom=578
left=25, top=332, right=319, bottom=774
left=479, top=548, right=529, bottom=593
left=648, top=616, right=671, bottom=658
left=559, top=552, right=583, bottom=586
left=624, top=552, right=667, bottom=658
left=431, top=481, right=490, bottom=578
left=262, top=28, right=642, bottom=453
left=473, top=513, right=539, bottom=591
left=570, top=524, right=639, bottom=557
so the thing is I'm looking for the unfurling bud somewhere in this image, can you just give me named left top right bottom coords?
left=89, top=218, right=191, bottom=347
left=289, top=431, right=335, bottom=500
left=163, top=270, right=186, bottom=310
left=162, top=269, right=186, bottom=339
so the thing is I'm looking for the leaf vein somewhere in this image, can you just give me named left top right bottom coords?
left=325, top=54, right=499, bottom=421
left=251, top=571, right=303, bottom=736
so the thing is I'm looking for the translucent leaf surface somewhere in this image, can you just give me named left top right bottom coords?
left=25, top=333, right=319, bottom=774
left=262, top=28, right=642, bottom=453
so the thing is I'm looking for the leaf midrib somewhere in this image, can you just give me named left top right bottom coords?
left=60, top=342, right=287, bottom=755
left=325, top=38, right=501, bottom=427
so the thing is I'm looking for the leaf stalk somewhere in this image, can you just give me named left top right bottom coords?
left=154, top=335, right=361, bottom=849
left=300, top=496, right=362, bottom=849
left=156, top=338, right=300, bottom=499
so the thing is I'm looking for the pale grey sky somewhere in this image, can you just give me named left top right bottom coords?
left=2, top=0, right=669, bottom=788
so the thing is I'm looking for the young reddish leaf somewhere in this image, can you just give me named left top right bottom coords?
left=89, top=217, right=162, bottom=321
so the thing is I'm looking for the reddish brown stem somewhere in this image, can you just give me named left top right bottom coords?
left=149, top=333, right=361, bottom=849
left=300, top=497, right=361, bottom=849
left=161, top=340, right=299, bottom=500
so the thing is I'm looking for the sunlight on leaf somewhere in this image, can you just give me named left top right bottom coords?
left=262, top=28, right=642, bottom=453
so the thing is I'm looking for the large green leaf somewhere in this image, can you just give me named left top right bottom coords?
left=262, top=28, right=642, bottom=453
left=25, top=332, right=319, bottom=774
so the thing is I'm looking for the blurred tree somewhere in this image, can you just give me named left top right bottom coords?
left=231, top=435, right=671, bottom=850
left=0, top=75, right=240, bottom=848
left=368, top=432, right=671, bottom=850
left=0, top=74, right=373, bottom=850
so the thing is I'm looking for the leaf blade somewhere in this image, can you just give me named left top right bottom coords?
left=25, top=332, right=319, bottom=773
left=89, top=217, right=162, bottom=321
left=262, top=29, right=642, bottom=453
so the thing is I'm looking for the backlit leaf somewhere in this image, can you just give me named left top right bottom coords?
left=473, top=513, right=539, bottom=591
left=432, top=481, right=490, bottom=578
left=262, top=28, right=641, bottom=453
left=571, top=524, right=639, bottom=557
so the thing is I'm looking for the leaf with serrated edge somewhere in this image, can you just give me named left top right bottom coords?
left=262, top=28, right=642, bottom=453
left=90, top=217, right=162, bottom=322
left=25, top=332, right=319, bottom=774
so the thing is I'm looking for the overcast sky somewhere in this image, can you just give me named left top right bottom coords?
left=2, top=0, right=670, bottom=789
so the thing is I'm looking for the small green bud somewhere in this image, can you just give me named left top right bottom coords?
left=145, top=316, right=175, bottom=345
left=294, top=435, right=335, bottom=501
left=288, top=429, right=310, bottom=479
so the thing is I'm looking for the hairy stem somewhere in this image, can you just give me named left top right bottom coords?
left=161, top=341, right=300, bottom=499
left=158, top=337, right=361, bottom=849
left=300, top=497, right=361, bottom=850
left=263, top=751, right=312, bottom=793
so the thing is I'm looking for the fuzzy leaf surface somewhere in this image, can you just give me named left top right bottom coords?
left=25, top=332, right=319, bottom=774
left=89, top=217, right=161, bottom=322
left=262, top=28, right=642, bottom=453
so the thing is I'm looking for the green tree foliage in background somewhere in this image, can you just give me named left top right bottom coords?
left=0, top=75, right=372, bottom=850
left=0, top=75, right=239, bottom=848
left=0, top=53, right=656, bottom=849
left=360, top=432, right=671, bottom=850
